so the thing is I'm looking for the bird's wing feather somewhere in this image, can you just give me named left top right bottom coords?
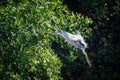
left=61, top=30, right=85, bottom=49
left=76, top=32, right=88, bottom=48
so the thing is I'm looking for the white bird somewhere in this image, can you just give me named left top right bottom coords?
left=46, top=30, right=92, bottom=67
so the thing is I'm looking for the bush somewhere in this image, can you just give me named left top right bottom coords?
left=0, top=0, right=92, bottom=79
left=63, top=0, right=120, bottom=80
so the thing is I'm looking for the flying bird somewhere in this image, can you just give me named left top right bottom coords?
left=46, top=30, right=92, bottom=67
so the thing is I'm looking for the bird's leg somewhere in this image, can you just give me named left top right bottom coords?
left=84, top=53, right=92, bottom=67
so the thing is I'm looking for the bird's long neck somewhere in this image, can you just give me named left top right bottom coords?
left=52, top=33, right=62, bottom=36
left=56, top=33, right=62, bottom=36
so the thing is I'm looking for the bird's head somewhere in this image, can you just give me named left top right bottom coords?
left=45, top=31, right=60, bottom=35
left=45, top=32, right=52, bottom=34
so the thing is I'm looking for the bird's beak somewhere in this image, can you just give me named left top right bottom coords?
left=45, top=32, right=52, bottom=34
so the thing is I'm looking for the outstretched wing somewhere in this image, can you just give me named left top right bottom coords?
left=76, top=30, right=88, bottom=48
left=61, top=30, right=85, bottom=49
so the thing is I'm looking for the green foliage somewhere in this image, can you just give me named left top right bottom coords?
left=61, top=0, right=120, bottom=80
left=77, top=0, right=108, bottom=17
left=77, top=0, right=119, bottom=18
left=0, top=0, right=92, bottom=80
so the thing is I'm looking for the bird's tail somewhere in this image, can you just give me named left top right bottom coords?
left=84, top=52, right=92, bottom=67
